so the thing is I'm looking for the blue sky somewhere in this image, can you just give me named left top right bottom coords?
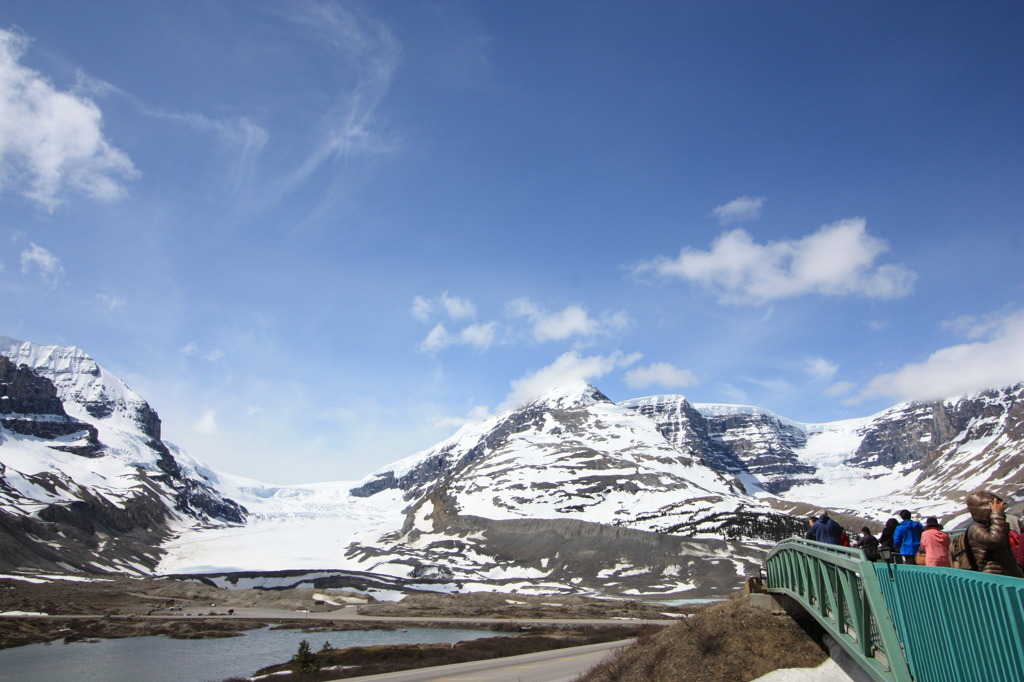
left=1, top=1, right=1021, bottom=484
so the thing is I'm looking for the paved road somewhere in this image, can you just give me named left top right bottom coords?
left=215, top=604, right=678, bottom=627
left=332, top=639, right=633, bottom=682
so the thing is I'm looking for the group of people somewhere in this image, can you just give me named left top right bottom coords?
left=803, top=490, right=1024, bottom=577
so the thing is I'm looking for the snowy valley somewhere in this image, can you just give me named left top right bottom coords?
left=2, top=335, right=1022, bottom=599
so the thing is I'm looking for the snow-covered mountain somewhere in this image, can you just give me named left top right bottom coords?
left=0, top=336, right=244, bottom=573
left=340, top=383, right=801, bottom=597
left=623, top=386, right=1024, bottom=522
left=339, top=382, right=1024, bottom=597
left=2, top=335, right=1022, bottom=598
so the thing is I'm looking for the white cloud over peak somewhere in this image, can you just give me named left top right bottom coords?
left=857, top=309, right=1024, bottom=404
left=501, top=350, right=641, bottom=409
left=712, top=195, right=764, bottom=225
left=0, top=28, right=137, bottom=209
left=509, top=298, right=634, bottom=342
left=635, top=218, right=916, bottom=304
left=624, top=362, right=699, bottom=390
left=20, top=242, right=64, bottom=287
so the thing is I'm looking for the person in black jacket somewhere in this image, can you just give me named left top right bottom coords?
left=857, top=526, right=880, bottom=561
left=878, top=518, right=898, bottom=559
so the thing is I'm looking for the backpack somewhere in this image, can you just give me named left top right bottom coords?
left=949, top=525, right=979, bottom=571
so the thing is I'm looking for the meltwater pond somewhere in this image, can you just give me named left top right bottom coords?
left=0, top=625, right=504, bottom=682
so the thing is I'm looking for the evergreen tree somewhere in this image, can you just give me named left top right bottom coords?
left=291, top=639, right=319, bottom=673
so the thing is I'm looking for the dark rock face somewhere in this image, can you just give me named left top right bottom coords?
left=0, top=355, right=67, bottom=416
left=0, top=351, right=247, bottom=573
left=851, top=385, right=1024, bottom=470
left=0, top=356, right=101, bottom=454
left=623, top=398, right=818, bottom=494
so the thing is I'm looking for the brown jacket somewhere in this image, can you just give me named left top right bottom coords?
left=966, top=511, right=1023, bottom=577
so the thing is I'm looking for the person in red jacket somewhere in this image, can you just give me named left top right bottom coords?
left=918, top=517, right=951, bottom=567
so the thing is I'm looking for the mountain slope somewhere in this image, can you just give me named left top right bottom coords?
left=623, top=385, right=1024, bottom=521
left=341, top=383, right=807, bottom=597
left=3, top=334, right=1022, bottom=600
left=0, top=336, right=245, bottom=573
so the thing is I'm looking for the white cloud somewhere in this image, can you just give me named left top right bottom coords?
left=459, top=322, right=497, bottom=349
left=857, top=310, right=1024, bottom=403
left=419, top=323, right=452, bottom=352
left=805, top=357, right=838, bottom=380
left=624, top=362, right=699, bottom=390
left=19, top=242, right=64, bottom=287
left=195, top=408, right=218, bottom=435
left=939, top=312, right=1007, bottom=340
left=179, top=342, right=224, bottom=362
left=412, top=292, right=477, bottom=322
left=501, top=350, right=641, bottom=409
left=635, top=218, right=916, bottom=304
left=418, top=321, right=496, bottom=353
left=712, top=196, right=765, bottom=225
left=277, top=1, right=402, bottom=190
left=0, top=28, right=137, bottom=209
left=509, top=298, right=633, bottom=342
left=824, top=381, right=856, bottom=397
left=431, top=404, right=494, bottom=430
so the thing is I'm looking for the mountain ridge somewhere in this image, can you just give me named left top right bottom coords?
left=2, top=335, right=1022, bottom=598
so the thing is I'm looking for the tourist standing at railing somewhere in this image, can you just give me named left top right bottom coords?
left=965, top=491, right=1023, bottom=577
left=918, top=517, right=951, bottom=567
left=878, top=518, right=898, bottom=557
left=893, top=510, right=924, bottom=564
left=856, top=526, right=880, bottom=561
left=805, top=510, right=844, bottom=545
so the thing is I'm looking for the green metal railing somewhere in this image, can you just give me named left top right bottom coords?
left=873, top=561, right=1024, bottom=682
left=764, top=538, right=910, bottom=682
left=765, top=537, right=1024, bottom=682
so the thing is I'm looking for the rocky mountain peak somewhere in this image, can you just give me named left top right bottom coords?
left=524, top=381, right=611, bottom=410
left=0, top=336, right=246, bottom=573
left=0, top=336, right=161, bottom=440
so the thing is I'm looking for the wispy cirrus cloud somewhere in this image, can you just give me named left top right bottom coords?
left=20, top=242, right=64, bottom=287
left=0, top=28, right=137, bottom=209
left=712, top=195, right=764, bottom=225
left=277, top=1, right=402, bottom=191
left=634, top=218, right=916, bottom=304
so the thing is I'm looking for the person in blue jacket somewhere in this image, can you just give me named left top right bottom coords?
left=805, top=510, right=844, bottom=545
left=892, top=509, right=924, bottom=563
